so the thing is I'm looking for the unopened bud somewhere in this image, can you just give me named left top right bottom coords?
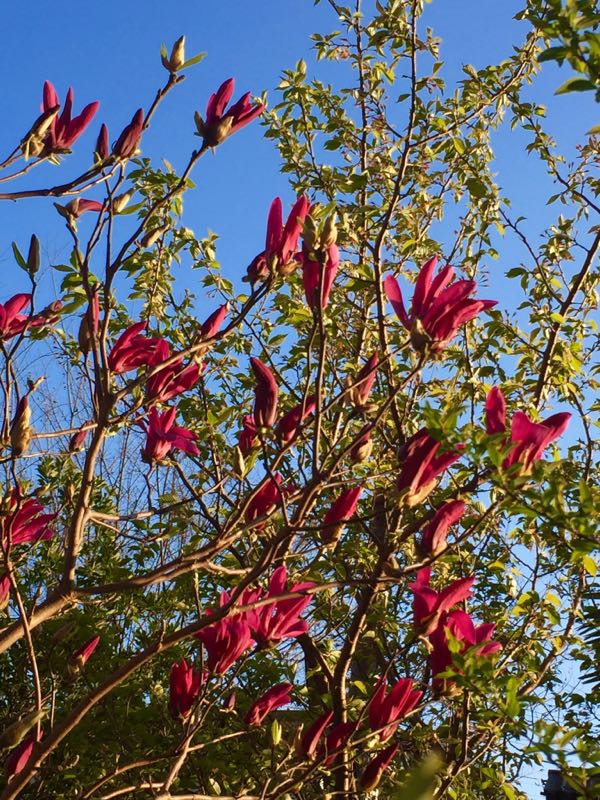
left=320, top=213, right=338, bottom=249
left=140, top=224, right=169, bottom=248
left=10, top=396, right=32, bottom=457
left=112, top=191, right=133, bottom=214
left=302, top=216, right=319, bottom=252
left=271, top=719, right=282, bottom=746
left=223, top=691, right=237, bottom=712
left=27, top=235, right=40, bottom=275
left=162, top=35, right=186, bottom=73
left=0, top=709, right=44, bottom=750
left=233, top=446, right=246, bottom=478
left=69, top=427, right=89, bottom=452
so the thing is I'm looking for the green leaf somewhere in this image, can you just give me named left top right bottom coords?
left=555, top=76, right=596, bottom=94
left=182, top=52, right=207, bottom=69
left=390, top=752, right=443, bottom=800
left=12, top=242, right=27, bottom=270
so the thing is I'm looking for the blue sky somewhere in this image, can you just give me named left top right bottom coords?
left=1, top=3, right=596, bottom=797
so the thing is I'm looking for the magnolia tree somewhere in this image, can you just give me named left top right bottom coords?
left=0, top=2, right=599, bottom=799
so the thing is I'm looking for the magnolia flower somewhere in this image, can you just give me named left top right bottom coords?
left=196, top=78, right=264, bottom=147
left=55, top=198, right=103, bottom=220
left=350, top=425, right=373, bottom=463
left=245, top=196, right=310, bottom=281
left=238, top=414, right=258, bottom=454
left=67, top=635, right=100, bottom=678
left=244, top=682, right=292, bottom=727
left=94, top=123, right=110, bottom=161
left=107, top=322, right=166, bottom=374
left=113, top=109, right=145, bottom=159
left=250, top=357, right=278, bottom=428
left=146, top=359, right=202, bottom=404
left=1, top=493, right=55, bottom=549
left=321, top=487, right=363, bottom=547
left=429, top=609, right=502, bottom=682
left=0, top=294, right=48, bottom=340
left=299, top=710, right=334, bottom=759
left=301, top=243, right=340, bottom=310
left=277, top=396, right=316, bottom=444
left=169, top=659, right=203, bottom=719
left=195, top=598, right=254, bottom=674
left=245, top=473, right=285, bottom=527
left=242, top=566, right=315, bottom=647
left=200, top=303, right=228, bottom=339
left=140, top=407, right=199, bottom=463
left=349, top=353, right=379, bottom=409
left=0, top=574, right=11, bottom=609
left=360, top=742, right=400, bottom=791
left=485, top=387, right=571, bottom=473
left=368, top=676, right=422, bottom=741
left=384, top=256, right=496, bottom=353
left=419, top=500, right=466, bottom=556
left=396, top=428, right=463, bottom=507
left=323, top=721, right=357, bottom=767
left=41, top=81, right=99, bottom=154
left=5, top=730, right=42, bottom=780
left=409, top=568, right=474, bottom=635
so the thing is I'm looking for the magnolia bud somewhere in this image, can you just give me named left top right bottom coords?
left=140, top=225, right=169, bottom=248
left=21, top=106, right=59, bottom=158
left=27, top=235, right=40, bottom=275
left=10, top=396, right=32, bottom=457
left=112, top=191, right=133, bottom=214
left=320, top=213, right=337, bottom=249
left=0, top=709, right=44, bottom=750
left=271, top=719, right=282, bottom=746
left=302, top=216, right=319, bottom=252
left=210, top=115, right=234, bottom=146
left=162, top=35, right=186, bottom=73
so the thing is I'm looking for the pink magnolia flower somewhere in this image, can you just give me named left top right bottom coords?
left=360, top=742, right=400, bottom=791
left=420, top=500, right=466, bottom=556
left=169, top=659, right=203, bottom=719
left=349, top=353, right=379, bottom=409
left=56, top=198, right=103, bottom=219
left=195, top=595, right=254, bottom=674
left=301, top=243, right=340, bottom=310
left=94, top=123, right=110, bottom=161
left=250, top=357, right=278, bottom=429
left=245, top=474, right=286, bottom=528
left=409, top=568, right=474, bottom=635
left=140, top=407, right=199, bottom=463
left=246, top=197, right=310, bottom=281
left=429, top=609, right=502, bottom=680
left=0, top=574, right=11, bottom=609
left=41, top=81, right=99, bottom=154
left=299, top=710, right=334, bottom=759
left=146, top=358, right=202, bottom=404
left=396, top=428, right=464, bottom=507
left=108, top=322, right=167, bottom=374
left=113, top=109, right=145, bottom=159
left=244, top=682, right=293, bottom=727
left=243, top=565, right=315, bottom=647
left=69, top=426, right=89, bottom=452
left=0, top=294, right=48, bottom=340
left=369, top=677, right=422, bottom=741
left=200, top=303, right=228, bottom=339
left=197, top=78, right=264, bottom=147
left=5, top=730, right=42, bottom=780
left=1, top=493, right=55, bottom=549
left=384, top=256, right=496, bottom=353
left=238, top=414, right=258, bottom=454
left=485, top=387, right=571, bottom=473
left=277, top=396, right=317, bottom=444
left=69, top=636, right=100, bottom=674
left=323, top=721, right=358, bottom=767
left=321, top=487, right=363, bottom=546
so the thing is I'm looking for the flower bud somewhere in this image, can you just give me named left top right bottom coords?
left=271, top=719, right=282, bottom=746
left=302, top=216, right=319, bottom=252
left=26, top=235, right=40, bottom=275
left=10, top=396, right=32, bottom=457
left=0, top=709, right=44, bottom=750
left=140, top=224, right=169, bottom=248
left=68, top=427, right=89, bottom=453
left=162, top=35, right=186, bottom=73
left=112, top=191, right=133, bottom=214
left=320, top=213, right=337, bottom=249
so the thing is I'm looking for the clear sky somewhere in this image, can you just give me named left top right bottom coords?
left=1, top=3, right=596, bottom=797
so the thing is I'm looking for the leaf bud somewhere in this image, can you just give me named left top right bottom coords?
left=162, top=35, right=186, bottom=73
left=320, top=213, right=338, bottom=249
left=26, top=235, right=40, bottom=275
